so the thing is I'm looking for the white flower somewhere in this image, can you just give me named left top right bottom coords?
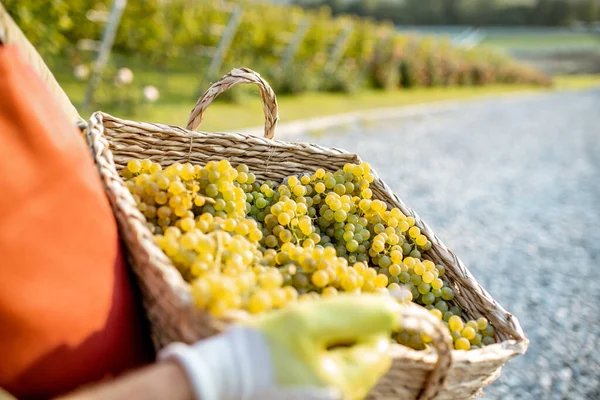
left=143, top=85, right=160, bottom=102
left=116, top=67, right=134, bottom=85
left=73, top=64, right=89, bottom=81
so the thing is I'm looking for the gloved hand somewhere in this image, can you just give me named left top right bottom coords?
left=158, top=294, right=401, bottom=400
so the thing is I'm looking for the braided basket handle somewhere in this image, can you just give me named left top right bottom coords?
left=186, top=68, right=279, bottom=139
left=397, top=303, right=453, bottom=400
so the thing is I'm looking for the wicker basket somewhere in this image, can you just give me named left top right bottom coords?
left=86, top=68, right=528, bottom=400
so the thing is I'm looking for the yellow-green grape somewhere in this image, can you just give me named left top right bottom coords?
left=180, top=217, right=195, bottom=232
left=477, top=317, right=489, bottom=331
left=278, top=213, right=291, bottom=225
left=466, top=320, right=478, bottom=330
left=430, top=309, right=443, bottom=320
left=398, top=220, right=409, bottom=232
left=181, top=163, right=195, bottom=180
left=311, top=270, right=329, bottom=288
left=455, top=337, right=471, bottom=351
left=387, top=264, right=401, bottom=277
left=416, top=235, right=427, bottom=246
left=127, top=159, right=142, bottom=174
left=124, top=159, right=486, bottom=350
left=372, top=241, right=385, bottom=253
left=413, top=262, right=425, bottom=275
left=248, top=289, right=273, bottom=314
left=448, top=316, right=464, bottom=332
left=422, top=271, right=434, bottom=284
left=431, top=278, right=443, bottom=290
left=462, top=326, right=476, bottom=340
left=259, top=270, right=283, bottom=290
left=321, top=286, right=338, bottom=297
left=168, top=180, right=184, bottom=196
left=374, top=274, right=388, bottom=288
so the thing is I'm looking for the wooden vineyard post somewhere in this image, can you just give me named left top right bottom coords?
left=278, top=17, right=311, bottom=71
left=82, top=0, right=127, bottom=109
left=325, top=23, right=354, bottom=74
left=206, top=4, right=243, bottom=81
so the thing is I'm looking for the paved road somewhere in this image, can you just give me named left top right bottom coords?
left=307, top=89, right=600, bottom=399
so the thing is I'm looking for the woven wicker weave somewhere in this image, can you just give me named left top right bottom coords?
left=86, top=68, right=528, bottom=400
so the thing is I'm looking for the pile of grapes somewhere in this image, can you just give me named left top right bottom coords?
left=122, top=158, right=496, bottom=351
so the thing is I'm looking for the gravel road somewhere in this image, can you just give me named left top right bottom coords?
left=305, top=88, right=600, bottom=399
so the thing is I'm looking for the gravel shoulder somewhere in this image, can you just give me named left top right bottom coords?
left=306, top=88, right=600, bottom=399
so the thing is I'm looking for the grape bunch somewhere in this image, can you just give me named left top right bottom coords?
left=121, top=158, right=496, bottom=351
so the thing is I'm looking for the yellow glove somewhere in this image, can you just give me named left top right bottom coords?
left=252, top=294, right=399, bottom=400
left=159, top=294, right=400, bottom=400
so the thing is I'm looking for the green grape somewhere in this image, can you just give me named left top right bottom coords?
left=334, top=210, right=347, bottom=222
left=443, top=311, right=453, bottom=322
left=410, top=274, right=422, bottom=285
left=125, top=159, right=487, bottom=350
left=342, top=231, right=354, bottom=242
left=449, top=306, right=462, bottom=318
left=434, top=300, right=449, bottom=312
left=418, top=282, right=431, bottom=295
left=265, top=235, right=278, bottom=248
left=483, top=325, right=495, bottom=337
left=346, top=240, right=359, bottom=253
left=441, top=287, right=455, bottom=301
left=378, top=255, right=391, bottom=269
left=409, top=249, right=422, bottom=258
left=324, top=176, right=336, bottom=189
left=471, top=333, right=482, bottom=346
left=437, top=264, right=446, bottom=276
left=399, top=271, right=411, bottom=283
left=256, top=198, right=268, bottom=209
left=279, top=229, right=293, bottom=243
left=421, top=292, right=435, bottom=305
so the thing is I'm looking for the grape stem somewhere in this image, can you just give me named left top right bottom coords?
left=194, top=193, right=216, bottom=205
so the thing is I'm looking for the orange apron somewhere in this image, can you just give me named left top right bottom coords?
left=0, top=45, right=152, bottom=399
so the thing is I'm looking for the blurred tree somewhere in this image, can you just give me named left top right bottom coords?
left=293, top=0, right=594, bottom=26
left=443, top=0, right=460, bottom=24
left=576, top=0, right=600, bottom=24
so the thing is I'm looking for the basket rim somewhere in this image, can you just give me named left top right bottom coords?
left=86, top=110, right=529, bottom=366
